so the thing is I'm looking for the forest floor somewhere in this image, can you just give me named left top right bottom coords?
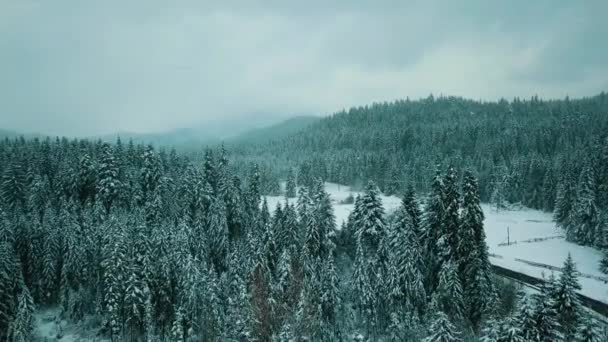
left=33, top=307, right=109, bottom=342
left=265, top=182, right=608, bottom=304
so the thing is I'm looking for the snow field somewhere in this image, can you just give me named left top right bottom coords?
left=265, top=183, right=608, bottom=303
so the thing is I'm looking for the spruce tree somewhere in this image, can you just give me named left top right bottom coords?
left=423, top=169, right=445, bottom=292
left=387, top=208, right=426, bottom=316
left=553, top=253, right=582, bottom=340
left=439, top=166, right=460, bottom=265
left=531, top=279, right=563, bottom=341
left=423, top=306, right=461, bottom=342
left=6, top=288, right=35, bottom=342
left=461, top=171, right=494, bottom=330
left=352, top=181, right=387, bottom=333
left=97, top=143, right=121, bottom=214
left=1, top=158, right=26, bottom=212
left=402, top=183, right=423, bottom=240
left=434, top=261, right=464, bottom=322
left=573, top=166, right=600, bottom=245
left=574, top=314, right=602, bottom=342
left=286, top=168, right=297, bottom=198
left=207, top=197, right=229, bottom=273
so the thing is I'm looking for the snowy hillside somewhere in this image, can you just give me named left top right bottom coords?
left=266, top=183, right=608, bottom=303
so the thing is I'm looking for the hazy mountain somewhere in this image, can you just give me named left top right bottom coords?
left=228, top=115, right=320, bottom=145
left=0, top=129, right=43, bottom=140
left=94, top=115, right=320, bottom=149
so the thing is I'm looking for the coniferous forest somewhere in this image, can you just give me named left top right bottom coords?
left=1, top=93, right=608, bottom=341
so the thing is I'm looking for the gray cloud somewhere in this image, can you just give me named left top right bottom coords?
left=1, top=0, right=607, bottom=136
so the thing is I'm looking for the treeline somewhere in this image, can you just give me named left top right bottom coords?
left=0, top=136, right=604, bottom=341
left=230, top=93, right=608, bottom=265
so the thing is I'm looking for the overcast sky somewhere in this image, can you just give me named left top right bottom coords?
left=1, top=0, right=607, bottom=136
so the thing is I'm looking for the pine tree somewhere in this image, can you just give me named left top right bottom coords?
left=286, top=168, right=297, bottom=198
left=434, top=261, right=464, bottom=322
left=423, top=307, right=461, bottom=342
left=312, top=179, right=336, bottom=258
left=1, top=158, right=26, bottom=212
left=553, top=253, right=582, bottom=340
left=251, top=255, right=273, bottom=342
left=387, top=208, right=426, bottom=317
left=481, top=318, right=524, bottom=342
left=6, top=288, right=35, bottom=342
left=531, top=279, right=563, bottom=341
left=76, top=153, right=97, bottom=205
left=423, top=169, right=445, bottom=292
left=597, top=137, right=608, bottom=209
left=97, top=143, right=121, bottom=214
left=352, top=182, right=387, bottom=334
left=171, top=306, right=185, bottom=342
left=461, top=171, right=494, bottom=330
left=573, top=166, right=600, bottom=245
left=554, top=164, right=576, bottom=232
left=439, top=165, right=460, bottom=265
left=574, top=314, right=602, bottom=342
left=140, top=145, right=162, bottom=205
left=207, top=197, right=229, bottom=273
left=402, top=183, right=423, bottom=240
left=102, top=219, right=128, bottom=340
left=516, top=293, right=537, bottom=341
left=0, top=242, right=23, bottom=341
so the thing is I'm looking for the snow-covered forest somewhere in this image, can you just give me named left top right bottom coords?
left=1, top=106, right=607, bottom=341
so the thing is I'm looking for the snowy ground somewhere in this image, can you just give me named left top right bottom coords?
left=483, top=204, right=607, bottom=303
left=33, top=307, right=109, bottom=342
left=265, top=182, right=608, bottom=303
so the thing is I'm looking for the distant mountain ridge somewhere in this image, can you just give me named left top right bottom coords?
left=0, top=114, right=321, bottom=149
left=229, top=116, right=320, bottom=145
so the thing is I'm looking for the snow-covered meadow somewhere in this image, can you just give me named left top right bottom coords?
left=265, top=182, right=608, bottom=303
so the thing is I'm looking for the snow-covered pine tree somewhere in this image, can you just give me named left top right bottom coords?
left=97, top=143, right=121, bottom=214
left=1, top=158, right=26, bottom=212
left=250, top=253, right=273, bottom=342
left=461, top=171, right=495, bottom=330
left=440, top=165, right=460, bottom=266
left=573, top=166, right=601, bottom=246
left=263, top=212, right=280, bottom=277
left=387, top=207, right=426, bottom=317
left=423, top=169, right=445, bottom=293
left=434, top=261, right=464, bottom=322
left=480, top=317, right=524, bottom=342
left=102, top=218, right=128, bottom=341
left=123, top=260, right=146, bottom=339
left=0, top=241, right=23, bottom=341
left=597, top=137, right=608, bottom=210
left=352, top=181, right=388, bottom=334
left=207, top=197, right=229, bottom=273
left=553, top=253, right=582, bottom=340
left=170, top=306, right=185, bottom=342
left=554, top=163, right=576, bottom=234
left=320, top=249, right=339, bottom=336
left=574, top=314, right=603, bottom=342
left=531, top=278, right=563, bottom=341
left=312, top=179, right=336, bottom=258
left=6, top=288, right=35, bottom=342
left=286, top=168, right=297, bottom=198
left=76, top=153, right=97, bottom=205
left=278, top=202, right=299, bottom=256
left=402, top=183, right=423, bottom=240
left=140, top=146, right=162, bottom=205
left=203, top=149, right=219, bottom=194
left=248, top=163, right=262, bottom=211
left=423, top=304, right=461, bottom=342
